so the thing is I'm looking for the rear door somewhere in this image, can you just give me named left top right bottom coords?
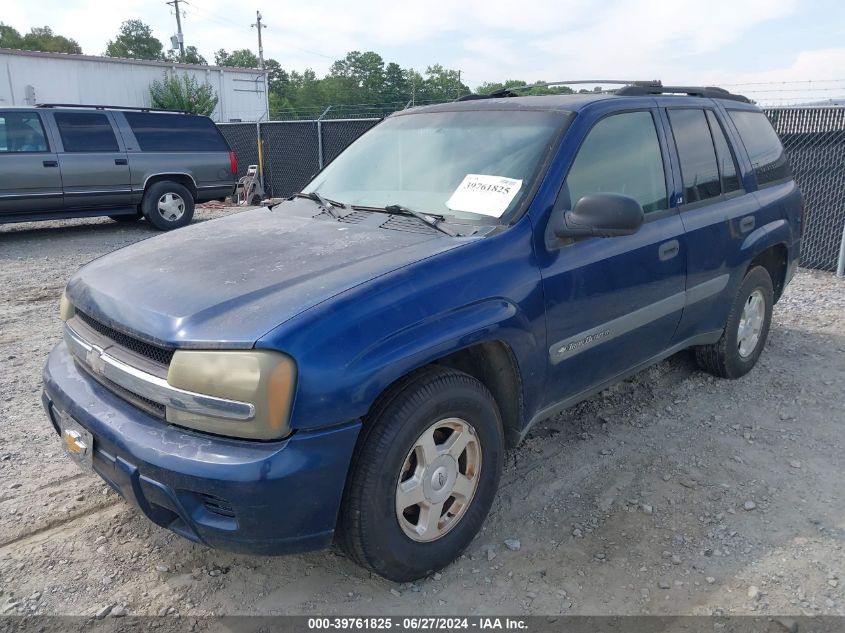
left=662, top=105, right=759, bottom=341
left=115, top=112, right=234, bottom=203
left=0, top=110, right=63, bottom=215
left=51, top=111, right=132, bottom=210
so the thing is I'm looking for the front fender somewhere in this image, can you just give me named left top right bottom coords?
left=257, top=219, right=547, bottom=432
left=348, top=295, right=537, bottom=406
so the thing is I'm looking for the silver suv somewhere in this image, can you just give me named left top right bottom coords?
left=0, top=105, right=236, bottom=230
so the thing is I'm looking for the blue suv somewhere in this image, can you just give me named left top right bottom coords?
left=42, top=82, right=802, bottom=582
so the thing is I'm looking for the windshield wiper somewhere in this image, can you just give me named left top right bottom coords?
left=383, top=204, right=456, bottom=237
left=294, top=191, right=346, bottom=218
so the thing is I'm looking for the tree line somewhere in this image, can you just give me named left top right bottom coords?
left=1, top=19, right=590, bottom=118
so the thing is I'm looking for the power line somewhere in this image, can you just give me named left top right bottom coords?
left=180, top=1, right=338, bottom=61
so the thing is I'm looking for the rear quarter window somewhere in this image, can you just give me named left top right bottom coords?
left=728, top=110, right=792, bottom=186
left=124, top=113, right=228, bottom=152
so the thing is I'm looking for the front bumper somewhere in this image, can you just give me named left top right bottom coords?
left=42, top=341, right=361, bottom=555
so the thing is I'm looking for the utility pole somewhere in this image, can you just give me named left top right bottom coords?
left=251, top=10, right=270, bottom=193
left=166, top=0, right=185, bottom=57
left=252, top=11, right=270, bottom=121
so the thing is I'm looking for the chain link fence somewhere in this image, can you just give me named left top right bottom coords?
left=764, top=107, right=845, bottom=271
left=219, top=118, right=380, bottom=201
left=219, top=107, right=845, bottom=272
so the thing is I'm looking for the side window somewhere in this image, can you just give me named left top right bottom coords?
left=564, top=111, right=667, bottom=213
left=705, top=110, right=741, bottom=194
left=728, top=110, right=791, bottom=186
left=54, top=112, right=119, bottom=152
left=123, top=112, right=228, bottom=152
left=667, top=109, right=721, bottom=204
left=0, top=112, right=49, bottom=153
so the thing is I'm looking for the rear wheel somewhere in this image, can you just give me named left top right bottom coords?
left=695, top=266, right=774, bottom=378
left=142, top=181, right=195, bottom=231
left=338, top=366, right=504, bottom=582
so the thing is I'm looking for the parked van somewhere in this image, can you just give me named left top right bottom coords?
left=0, top=105, right=236, bottom=230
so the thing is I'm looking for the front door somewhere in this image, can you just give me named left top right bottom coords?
left=536, top=109, right=687, bottom=408
left=51, top=111, right=131, bottom=209
left=0, top=110, right=63, bottom=215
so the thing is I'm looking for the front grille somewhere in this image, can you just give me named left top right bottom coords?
left=77, top=311, right=175, bottom=365
left=75, top=358, right=167, bottom=419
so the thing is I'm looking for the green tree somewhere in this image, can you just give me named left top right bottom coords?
left=166, top=46, right=207, bottom=65
left=327, top=51, right=386, bottom=104
left=419, top=64, right=469, bottom=102
left=105, top=20, right=163, bottom=60
left=21, top=26, right=82, bottom=53
left=382, top=62, right=411, bottom=104
left=475, top=79, right=574, bottom=96
left=214, top=48, right=259, bottom=68
left=149, top=73, right=218, bottom=115
left=1, top=24, right=81, bottom=53
left=0, top=23, right=23, bottom=49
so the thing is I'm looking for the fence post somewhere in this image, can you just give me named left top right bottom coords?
left=317, top=106, right=332, bottom=170
left=837, top=214, right=845, bottom=278
left=255, top=120, right=263, bottom=194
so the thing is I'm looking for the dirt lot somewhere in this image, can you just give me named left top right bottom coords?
left=1, top=208, right=843, bottom=619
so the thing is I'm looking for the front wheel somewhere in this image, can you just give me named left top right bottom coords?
left=695, top=266, right=774, bottom=378
left=142, top=181, right=195, bottom=231
left=338, top=366, right=504, bottom=582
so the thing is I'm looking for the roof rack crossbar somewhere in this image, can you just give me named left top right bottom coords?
left=35, top=103, right=192, bottom=114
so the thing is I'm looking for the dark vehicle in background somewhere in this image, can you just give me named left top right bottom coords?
left=0, top=105, right=236, bottom=230
left=43, top=82, right=802, bottom=582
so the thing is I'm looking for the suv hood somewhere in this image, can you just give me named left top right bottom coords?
left=66, top=202, right=464, bottom=349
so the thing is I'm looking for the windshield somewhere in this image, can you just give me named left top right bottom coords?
left=303, top=110, right=568, bottom=223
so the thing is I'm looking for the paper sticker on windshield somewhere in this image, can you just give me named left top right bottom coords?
left=446, top=174, right=523, bottom=217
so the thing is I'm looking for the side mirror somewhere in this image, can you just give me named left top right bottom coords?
left=552, top=193, right=644, bottom=239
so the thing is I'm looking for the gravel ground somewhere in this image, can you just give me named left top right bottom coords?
left=0, top=208, right=843, bottom=619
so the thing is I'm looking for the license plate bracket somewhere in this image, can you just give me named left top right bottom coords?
left=57, top=410, right=94, bottom=474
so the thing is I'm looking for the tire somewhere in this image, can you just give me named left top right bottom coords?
left=338, top=366, right=504, bottom=582
left=141, top=181, right=195, bottom=231
left=108, top=211, right=142, bottom=223
left=695, top=266, right=774, bottom=379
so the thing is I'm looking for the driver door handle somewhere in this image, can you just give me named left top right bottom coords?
left=658, top=239, right=680, bottom=261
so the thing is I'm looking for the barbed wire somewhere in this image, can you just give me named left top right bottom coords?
left=720, top=78, right=845, bottom=86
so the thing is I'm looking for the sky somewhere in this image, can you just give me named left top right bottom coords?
left=5, top=0, right=845, bottom=105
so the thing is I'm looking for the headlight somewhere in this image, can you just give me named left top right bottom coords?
left=60, top=291, right=76, bottom=321
left=166, top=350, right=296, bottom=440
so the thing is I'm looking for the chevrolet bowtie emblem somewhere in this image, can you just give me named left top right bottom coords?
left=85, top=346, right=107, bottom=376
left=63, top=429, right=87, bottom=455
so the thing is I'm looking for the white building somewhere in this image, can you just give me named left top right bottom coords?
left=0, top=48, right=268, bottom=122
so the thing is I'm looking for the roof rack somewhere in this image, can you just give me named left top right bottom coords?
left=615, top=82, right=751, bottom=103
left=457, top=79, right=750, bottom=103
left=35, top=103, right=191, bottom=114
left=457, top=80, right=660, bottom=101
